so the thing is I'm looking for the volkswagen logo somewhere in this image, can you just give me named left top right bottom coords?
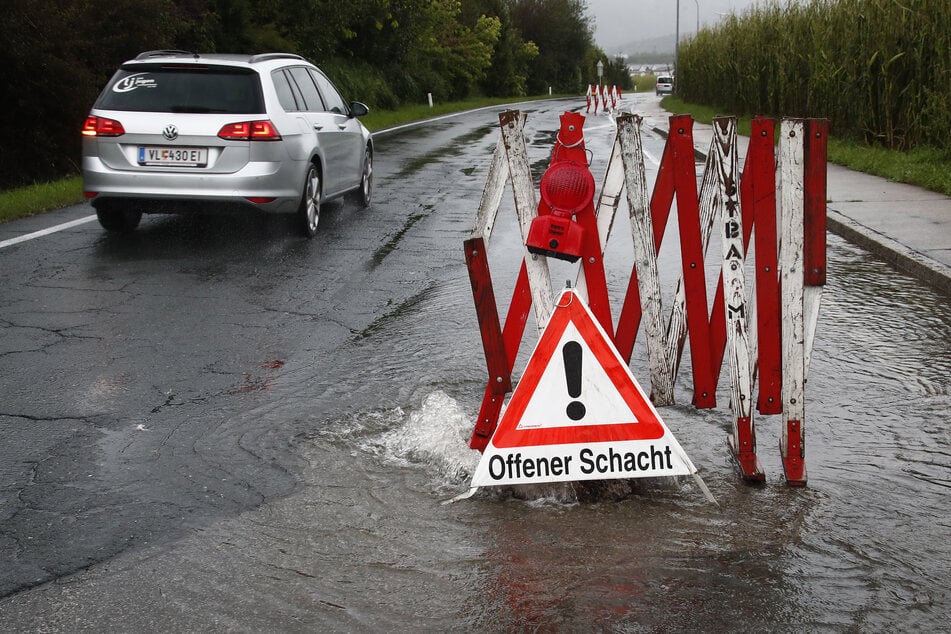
left=162, top=125, right=179, bottom=141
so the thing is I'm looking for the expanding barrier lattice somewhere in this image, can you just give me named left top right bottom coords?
left=464, top=110, right=827, bottom=486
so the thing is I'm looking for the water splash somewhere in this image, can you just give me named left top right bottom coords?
left=370, top=390, right=482, bottom=485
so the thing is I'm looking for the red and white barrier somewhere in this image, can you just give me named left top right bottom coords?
left=464, top=110, right=828, bottom=488
left=585, top=85, right=623, bottom=114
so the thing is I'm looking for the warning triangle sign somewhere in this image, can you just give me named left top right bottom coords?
left=471, top=289, right=698, bottom=487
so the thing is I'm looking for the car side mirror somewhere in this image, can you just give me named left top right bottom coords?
left=349, top=101, right=369, bottom=117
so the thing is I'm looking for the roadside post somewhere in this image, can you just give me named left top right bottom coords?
left=596, top=59, right=603, bottom=97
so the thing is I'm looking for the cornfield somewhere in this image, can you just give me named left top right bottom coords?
left=677, top=0, right=951, bottom=150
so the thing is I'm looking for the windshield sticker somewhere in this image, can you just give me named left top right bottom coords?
left=113, top=73, right=157, bottom=93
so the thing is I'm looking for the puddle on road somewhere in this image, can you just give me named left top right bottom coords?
left=291, top=232, right=951, bottom=630
left=286, top=111, right=951, bottom=630
left=391, top=124, right=497, bottom=180
left=531, top=129, right=558, bottom=146
left=452, top=123, right=497, bottom=146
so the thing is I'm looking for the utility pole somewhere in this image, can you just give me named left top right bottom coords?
left=675, top=0, right=680, bottom=85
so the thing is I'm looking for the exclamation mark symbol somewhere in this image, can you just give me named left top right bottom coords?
left=563, top=341, right=586, bottom=421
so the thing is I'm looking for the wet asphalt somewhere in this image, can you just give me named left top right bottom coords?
left=0, top=99, right=587, bottom=605
left=1, top=96, right=949, bottom=631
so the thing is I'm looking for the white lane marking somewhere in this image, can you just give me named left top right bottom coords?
left=0, top=214, right=98, bottom=249
left=377, top=105, right=506, bottom=135
left=585, top=117, right=661, bottom=166
left=583, top=123, right=617, bottom=132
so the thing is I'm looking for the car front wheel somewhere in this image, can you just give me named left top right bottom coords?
left=354, top=147, right=372, bottom=208
left=299, top=163, right=321, bottom=238
left=96, top=205, right=142, bottom=233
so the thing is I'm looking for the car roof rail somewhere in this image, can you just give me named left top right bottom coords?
left=248, top=53, right=306, bottom=64
left=135, top=50, right=198, bottom=60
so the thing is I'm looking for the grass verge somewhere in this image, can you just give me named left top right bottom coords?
left=0, top=177, right=85, bottom=224
left=0, top=95, right=566, bottom=225
left=661, top=95, right=951, bottom=196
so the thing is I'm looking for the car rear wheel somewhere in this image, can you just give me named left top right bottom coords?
left=299, top=163, right=321, bottom=238
left=96, top=205, right=142, bottom=233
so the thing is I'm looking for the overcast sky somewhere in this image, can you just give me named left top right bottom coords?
left=586, top=0, right=784, bottom=49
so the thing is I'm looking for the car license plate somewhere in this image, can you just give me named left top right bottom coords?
left=138, top=146, right=208, bottom=167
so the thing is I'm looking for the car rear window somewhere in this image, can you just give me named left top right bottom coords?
left=658, top=77, right=673, bottom=83
left=95, top=65, right=264, bottom=114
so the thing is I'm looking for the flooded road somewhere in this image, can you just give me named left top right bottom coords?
left=0, top=96, right=949, bottom=631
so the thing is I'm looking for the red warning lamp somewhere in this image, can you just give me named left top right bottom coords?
left=525, top=161, right=595, bottom=262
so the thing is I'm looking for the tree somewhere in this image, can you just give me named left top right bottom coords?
left=460, top=0, right=537, bottom=97
left=0, top=0, right=184, bottom=188
left=405, top=0, right=501, bottom=100
left=0, top=0, right=602, bottom=189
left=508, top=0, right=594, bottom=94
left=597, top=54, right=632, bottom=91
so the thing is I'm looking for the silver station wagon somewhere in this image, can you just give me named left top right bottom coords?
left=82, top=50, right=373, bottom=237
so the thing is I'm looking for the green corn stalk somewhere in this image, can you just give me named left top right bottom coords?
left=677, top=0, right=949, bottom=151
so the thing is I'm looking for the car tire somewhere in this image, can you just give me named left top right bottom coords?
left=96, top=205, right=142, bottom=233
left=352, top=146, right=373, bottom=208
left=298, top=163, right=321, bottom=238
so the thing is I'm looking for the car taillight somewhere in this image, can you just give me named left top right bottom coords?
left=82, top=116, right=125, bottom=137
left=218, top=120, right=282, bottom=141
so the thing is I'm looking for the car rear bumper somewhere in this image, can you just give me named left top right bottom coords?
left=82, top=156, right=302, bottom=214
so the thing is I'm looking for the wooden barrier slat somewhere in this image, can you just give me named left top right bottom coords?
left=618, top=114, right=675, bottom=405
left=499, top=110, right=553, bottom=330
left=713, top=117, right=764, bottom=481
left=670, top=117, right=717, bottom=408
left=779, top=119, right=808, bottom=485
